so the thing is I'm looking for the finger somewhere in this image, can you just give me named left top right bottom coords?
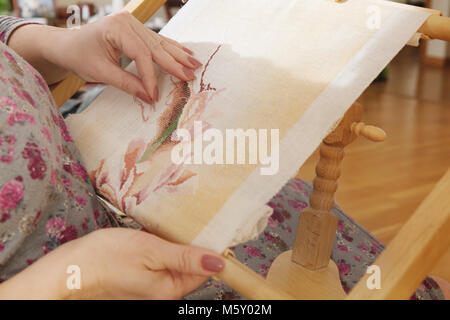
left=143, top=234, right=225, bottom=277
left=174, top=273, right=208, bottom=292
left=100, top=15, right=156, bottom=102
left=117, top=30, right=159, bottom=101
left=152, top=46, right=196, bottom=82
left=161, top=40, right=202, bottom=70
left=162, top=271, right=209, bottom=299
left=101, top=63, right=152, bottom=104
left=134, top=52, right=159, bottom=102
left=159, top=34, right=194, bottom=55
left=127, top=19, right=196, bottom=82
left=141, top=270, right=208, bottom=299
left=170, top=273, right=209, bottom=299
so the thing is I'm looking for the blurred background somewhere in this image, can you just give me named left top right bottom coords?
left=0, top=0, right=448, bottom=281
left=0, top=0, right=183, bottom=30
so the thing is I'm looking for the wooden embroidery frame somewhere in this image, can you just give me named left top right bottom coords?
left=51, top=0, right=450, bottom=300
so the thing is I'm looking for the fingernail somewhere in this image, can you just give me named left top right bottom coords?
left=183, top=47, right=193, bottom=55
left=182, top=67, right=196, bottom=81
left=188, top=56, right=202, bottom=69
left=137, top=92, right=152, bottom=104
left=153, top=87, right=159, bottom=102
left=201, top=254, right=224, bottom=272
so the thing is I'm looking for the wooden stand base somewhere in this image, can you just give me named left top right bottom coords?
left=216, top=250, right=295, bottom=300
left=263, top=103, right=385, bottom=300
left=266, top=250, right=345, bottom=299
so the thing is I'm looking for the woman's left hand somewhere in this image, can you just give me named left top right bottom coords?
left=8, top=11, right=202, bottom=103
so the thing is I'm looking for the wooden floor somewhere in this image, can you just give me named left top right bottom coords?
left=297, top=46, right=450, bottom=282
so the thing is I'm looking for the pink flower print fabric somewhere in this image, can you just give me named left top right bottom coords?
left=0, top=37, right=112, bottom=282
left=0, top=178, right=24, bottom=223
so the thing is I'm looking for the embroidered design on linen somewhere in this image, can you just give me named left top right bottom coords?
left=90, top=46, right=225, bottom=213
left=133, top=95, right=155, bottom=122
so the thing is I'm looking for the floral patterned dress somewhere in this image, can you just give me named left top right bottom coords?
left=0, top=16, right=444, bottom=300
left=0, top=16, right=112, bottom=281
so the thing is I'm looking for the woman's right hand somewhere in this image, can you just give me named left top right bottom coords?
left=0, top=228, right=224, bottom=299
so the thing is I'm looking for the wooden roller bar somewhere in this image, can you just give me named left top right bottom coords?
left=419, top=14, right=450, bottom=42
left=217, top=250, right=295, bottom=300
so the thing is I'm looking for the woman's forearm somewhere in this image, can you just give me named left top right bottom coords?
left=7, top=24, right=71, bottom=84
left=0, top=249, right=69, bottom=299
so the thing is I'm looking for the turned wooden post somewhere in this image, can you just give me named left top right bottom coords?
left=292, top=103, right=386, bottom=270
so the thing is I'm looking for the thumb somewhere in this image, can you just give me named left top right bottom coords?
left=100, top=64, right=153, bottom=104
left=146, top=235, right=225, bottom=276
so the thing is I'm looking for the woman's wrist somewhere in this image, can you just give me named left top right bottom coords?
left=0, top=256, right=68, bottom=299
left=8, top=24, right=71, bottom=84
left=37, top=26, right=76, bottom=73
left=0, top=238, right=89, bottom=299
